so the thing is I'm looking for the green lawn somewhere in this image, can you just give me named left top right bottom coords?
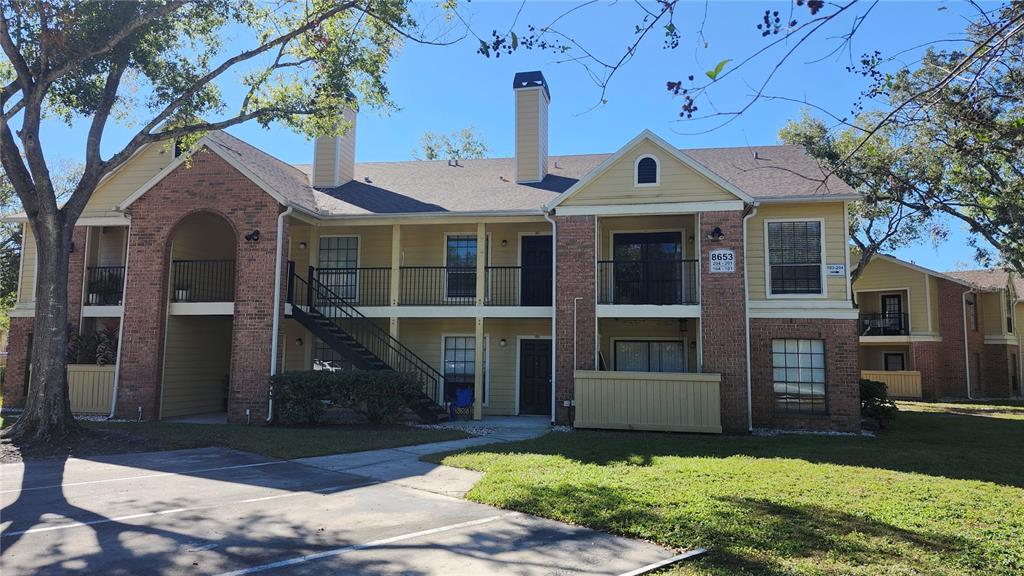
left=434, top=401, right=1024, bottom=575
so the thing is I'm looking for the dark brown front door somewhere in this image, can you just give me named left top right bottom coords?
left=519, top=339, right=552, bottom=415
left=520, top=235, right=552, bottom=306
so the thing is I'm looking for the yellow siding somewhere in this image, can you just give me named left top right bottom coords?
left=161, top=315, right=232, bottom=418
left=861, top=370, right=923, bottom=399
left=982, top=291, right=1005, bottom=337
left=574, top=370, right=722, bottom=433
left=859, top=345, right=911, bottom=371
left=282, top=318, right=311, bottom=371
left=313, top=137, right=339, bottom=187
left=83, top=143, right=176, bottom=218
left=515, top=88, right=543, bottom=182
left=928, top=275, right=940, bottom=332
left=18, top=224, right=36, bottom=303
left=746, top=202, right=849, bottom=301
left=597, top=215, right=696, bottom=260
left=68, top=364, right=116, bottom=414
left=598, top=318, right=698, bottom=372
left=171, top=212, right=236, bottom=260
left=563, top=140, right=738, bottom=206
left=853, top=256, right=931, bottom=333
left=486, top=222, right=551, bottom=266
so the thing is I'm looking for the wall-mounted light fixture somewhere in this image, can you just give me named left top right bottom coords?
left=295, top=337, right=304, bottom=347
left=500, top=239, right=509, bottom=248
left=499, top=338, right=508, bottom=348
left=706, top=226, right=726, bottom=242
left=298, top=241, right=307, bottom=250
left=244, top=230, right=261, bottom=242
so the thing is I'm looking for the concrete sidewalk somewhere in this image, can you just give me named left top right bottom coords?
left=298, top=416, right=552, bottom=497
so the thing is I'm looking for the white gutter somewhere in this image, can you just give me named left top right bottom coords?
left=962, top=289, right=974, bottom=399
left=742, top=203, right=760, bottom=432
left=108, top=222, right=133, bottom=419
left=267, top=206, right=293, bottom=422
left=543, top=210, right=558, bottom=423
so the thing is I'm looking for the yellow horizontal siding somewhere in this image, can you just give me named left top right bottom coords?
left=563, top=140, right=737, bottom=206
left=982, top=291, right=1005, bottom=337
left=598, top=318, right=698, bottom=373
left=574, top=370, right=722, bottom=433
left=516, top=89, right=541, bottom=181
left=161, top=316, right=232, bottom=418
left=83, top=143, right=176, bottom=218
left=746, top=202, right=848, bottom=301
left=18, top=224, right=36, bottom=304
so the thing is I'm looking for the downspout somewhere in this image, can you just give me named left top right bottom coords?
left=267, top=206, right=294, bottom=422
left=742, top=202, right=760, bottom=432
left=962, top=289, right=973, bottom=400
left=543, top=209, right=558, bottom=424
left=108, top=222, right=133, bottom=419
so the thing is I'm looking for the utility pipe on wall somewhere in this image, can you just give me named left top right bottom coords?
left=267, top=206, right=293, bottom=422
left=108, top=222, right=132, bottom=419
left=543, top=210, right=558, bottom=423
left=962, top=289, right=974, bottom=400
left=742, top=203, right=759, bottom=432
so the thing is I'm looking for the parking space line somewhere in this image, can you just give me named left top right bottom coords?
left=1, top=479, right=377, bottom=538
left=1, top=461, right=290, bottom=494
left=213, top=514, right=510, bottom=576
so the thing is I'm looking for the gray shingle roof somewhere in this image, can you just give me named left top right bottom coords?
left=945, top=269, right=1024, bottom=296
left=205, top=132, right=858, bottom=216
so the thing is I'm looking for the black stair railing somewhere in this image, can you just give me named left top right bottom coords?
left=287, top=262, right=445, bottom=408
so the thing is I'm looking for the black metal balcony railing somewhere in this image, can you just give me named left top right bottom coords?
left=171, top=259, right=235, bottom=302
left=400, top=266, right=477, bottom=306
left=598, top=259, right=699, bottom=305
left=486, top=266, right=553, bottom=306
left=315, top=267, right=390, bottom=306
left=860, top=313, right=909, bottom=336
left=85, top=266, right=125, bottom=305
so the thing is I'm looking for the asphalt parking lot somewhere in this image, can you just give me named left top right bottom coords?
left=0, top=446, right=675, bottom=575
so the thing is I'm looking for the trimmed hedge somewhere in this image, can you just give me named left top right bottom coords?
left=860, top=378, right=898, bottom=428
left=271, top=370, right=423, bottom=426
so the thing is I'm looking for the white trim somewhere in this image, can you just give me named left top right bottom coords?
left=78, top=227, right=91, bottom=330
left=843, top=201, right=852, bottom=300
left=596, top=304, right=701, bottom=318
left=442, top=231, right=491, bottom=303
left=750, top=308, right=860, bottom=320
left=16, top=222, right=28, bottom=304
left=544, top=129, right=754, bottom=210
left=860, top=334, right=942, bottom=344
left=748, top=299, right=854, bottom=310
left=328, top=305, right=553, bottom=318
left=9, top=304, right=35, bottom=318
left=609, top=336, right=689, bottom=372
left=514, top=335, right=553, bottom=416
left=924, top=273, right=933, bottom=333
left=870, top=253, right=986, bottom=290
left=633, top=154, right=661, bottom=188
left=81, top=305, right=124, bottom=318
left=984, top=335, right=1018, bottom=345
left=757, top=194, right=862, bottom=204
left=168, top=302, right=234, bottom=315
left=763, top=217, right=828, bottom=299
left=554, top=201, right=744, bottom=217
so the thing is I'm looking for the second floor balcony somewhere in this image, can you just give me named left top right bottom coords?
left=598, top=259, right=699, bottom=305
left=85, top=265, right=125, bottom=306
left=860, top=312, right=909, bottom=336
left=171, top=259, right=236, bottom=303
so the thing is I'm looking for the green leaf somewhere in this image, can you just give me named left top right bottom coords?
left=706, top=59, right=731, bottom=81
left=511, top=32, right=518, bottom=51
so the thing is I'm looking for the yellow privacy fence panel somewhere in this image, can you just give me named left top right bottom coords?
left=68, top=364, right=116, bottom=414
left=861, top=370, right=922, bottom=399
left=574, top=370, right=722, bottom=433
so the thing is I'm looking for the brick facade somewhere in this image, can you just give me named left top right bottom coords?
left=2, top=316, right=33, bottom=409
left=750, top=317, right=861, bottom=432
left=553, top=215, right=596, bottom=424
left=698, top=211, right=749, bottom=432
left=67, top=226, right=87, bottom=332
left=117, top=147, right=284, bottom=423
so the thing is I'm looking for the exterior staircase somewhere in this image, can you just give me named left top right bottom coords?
left=287, top=263, right=449, bottom=423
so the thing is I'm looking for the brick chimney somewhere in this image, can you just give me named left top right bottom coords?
left=513, top=71, right=550, bottom=184
left=312, top=108, right=356, bottom=188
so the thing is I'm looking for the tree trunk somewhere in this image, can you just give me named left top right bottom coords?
left=3, top=219, right=80, bottom=443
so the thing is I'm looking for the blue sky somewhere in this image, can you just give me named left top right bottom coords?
left=38, top=0, right=987, bottom=270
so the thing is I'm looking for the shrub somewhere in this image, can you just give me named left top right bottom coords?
left=860, top=378, right=898, bottom=428
left=270, top=370, right=423, bottom=426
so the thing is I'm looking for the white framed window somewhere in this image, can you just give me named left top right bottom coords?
left=318, top=235, right=359, bottom=300
left=634, top=155, right=660, bottom=187
left=442, top=334, right=488, bottom=405
left=614, top=340, right=686, bottom=373
left=444, top=234, right=477, bottom=301
left=772, top=339, right=826, bottom=415
left=766, top=219, right=825, bottom=296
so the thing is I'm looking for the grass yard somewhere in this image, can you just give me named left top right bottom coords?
left=1, top=414, right=470, bottom=461
left=434, top=401, right=1024, bottom=575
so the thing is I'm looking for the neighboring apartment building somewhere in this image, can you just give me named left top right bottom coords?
left=854, top=254, right=1023, bottom=399
left=1, top=71, right=864, bottom=433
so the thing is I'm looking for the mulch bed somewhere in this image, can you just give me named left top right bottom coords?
left=0, top=428, right=174, bottom=464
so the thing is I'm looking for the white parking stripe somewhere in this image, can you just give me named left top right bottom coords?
left=0, top=479, right=376, bottom=537
left=213, top=514, right=510, bottom=576
left=1, top=460, right=290, bottom=494
left=616, top=548, right=708, bottom=576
